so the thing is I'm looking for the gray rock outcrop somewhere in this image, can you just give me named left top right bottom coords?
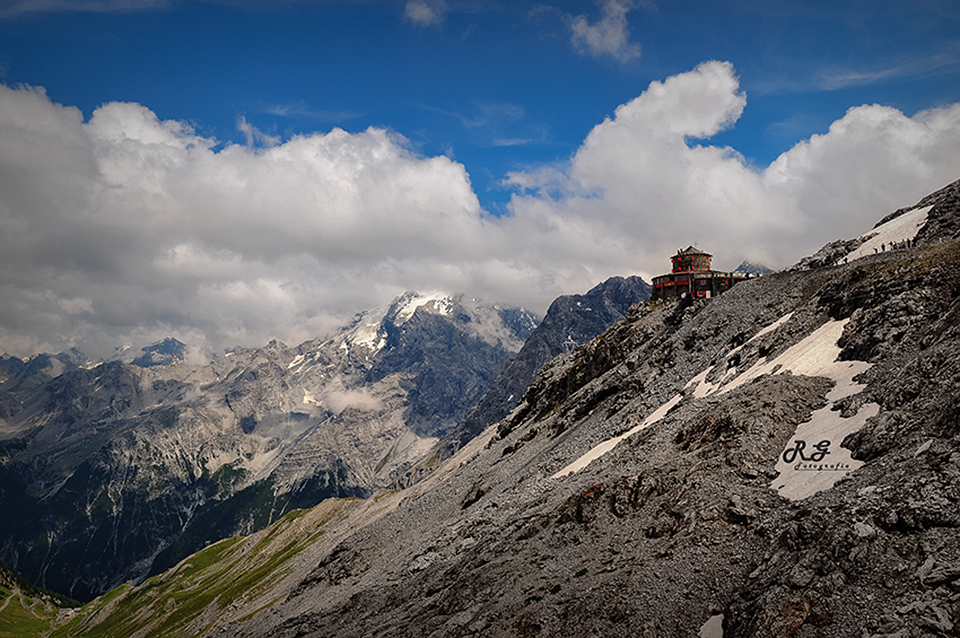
left=398, top=275, right=651, bottom=487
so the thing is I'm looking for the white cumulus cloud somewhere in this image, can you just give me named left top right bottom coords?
left=505, top=60, right=960, bottom=279
left=1, top=61, right=959, bottom=359
left=0, top=83, right=499, bottom=357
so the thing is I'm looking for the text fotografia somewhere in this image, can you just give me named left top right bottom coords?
left=782, top=440, right=851, bottom=472
left=794, top=460, right=852, bottom=472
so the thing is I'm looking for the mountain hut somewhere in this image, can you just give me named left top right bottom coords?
left=651, top=246, right=753, bottom=301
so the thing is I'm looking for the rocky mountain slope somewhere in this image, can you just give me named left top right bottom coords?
left=0, top=292, right=541, bottom=601
left=404, top=275, right=651, bottom=483
left=46, top=178, right=960, bottom=638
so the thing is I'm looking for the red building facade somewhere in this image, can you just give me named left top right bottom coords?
left=651, top=246, right=753, bottom=301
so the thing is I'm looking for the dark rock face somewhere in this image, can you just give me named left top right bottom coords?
left=368, top=309, right=516, bottom=438
left=131, top=337, right=187, bottom=367
left=423, top=276, right=651, bottom=469
left=900, top=177, right=960, bottom=244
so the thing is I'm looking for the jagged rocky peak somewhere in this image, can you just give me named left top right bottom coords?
left=130, top=337, right=188, bottom=367
left=386, top=290, right=456, bottom=324
left=0, top=349, right=88, bottom=391
left=398, top=274, right=651, bottom=487
left=733, top=260, right=774, bottom=275
left=326, top=291, right=456, bottom=355
left=330, top=290, right=539, bottom=356
left=493, top=304, right=540, bottom=337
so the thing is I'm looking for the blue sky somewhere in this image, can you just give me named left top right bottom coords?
left=1, top=0, right=959, bottom=357
left=4, top=0, right=958, bottom=210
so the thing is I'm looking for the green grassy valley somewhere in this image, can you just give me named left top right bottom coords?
left=48, top=495, right=387, bottom=638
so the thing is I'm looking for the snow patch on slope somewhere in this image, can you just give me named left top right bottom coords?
left=687, top=312, right=794, bottom=399
left=395, top=292, right=454, bottom=324
left=553, top=393, right=683, bottom=477
left=688, top=316, right=878, bottom=500
left=772, top=402, right=879, bottom=500
left=699, top=614, right=724, bottom=638
left=553, top=313, right=799, bottom=478
left=350, top=319, right=387, bottom=351
left=554, top=313, right=879, bottom=501
left=334, top=307, right=389, bottom=354
left=691, top=319, right=868, bottom=400
left=845, top=205, right=930, bottom=262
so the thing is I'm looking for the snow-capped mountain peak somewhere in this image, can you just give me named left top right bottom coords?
left=393, top=291, right=455, bottom=324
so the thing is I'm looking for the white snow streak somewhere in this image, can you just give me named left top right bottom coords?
left=552, top=394, right=683, bottom=477
left=845, top=205, right=930, bottom=262
left=685, top=312, right=795, bottom=399
left=350, top=320, right=386, bottom=351
left=395, top=292, right=453, bottom=323
left=552, top=313, right=880, bottom=500
left=691, top=319, right=867, bottom=400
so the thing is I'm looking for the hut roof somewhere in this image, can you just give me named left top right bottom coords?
left=675, top=246, right=712, bottom=257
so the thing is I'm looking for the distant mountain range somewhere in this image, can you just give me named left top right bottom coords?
left=0, top=284, right=650, bottom=602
